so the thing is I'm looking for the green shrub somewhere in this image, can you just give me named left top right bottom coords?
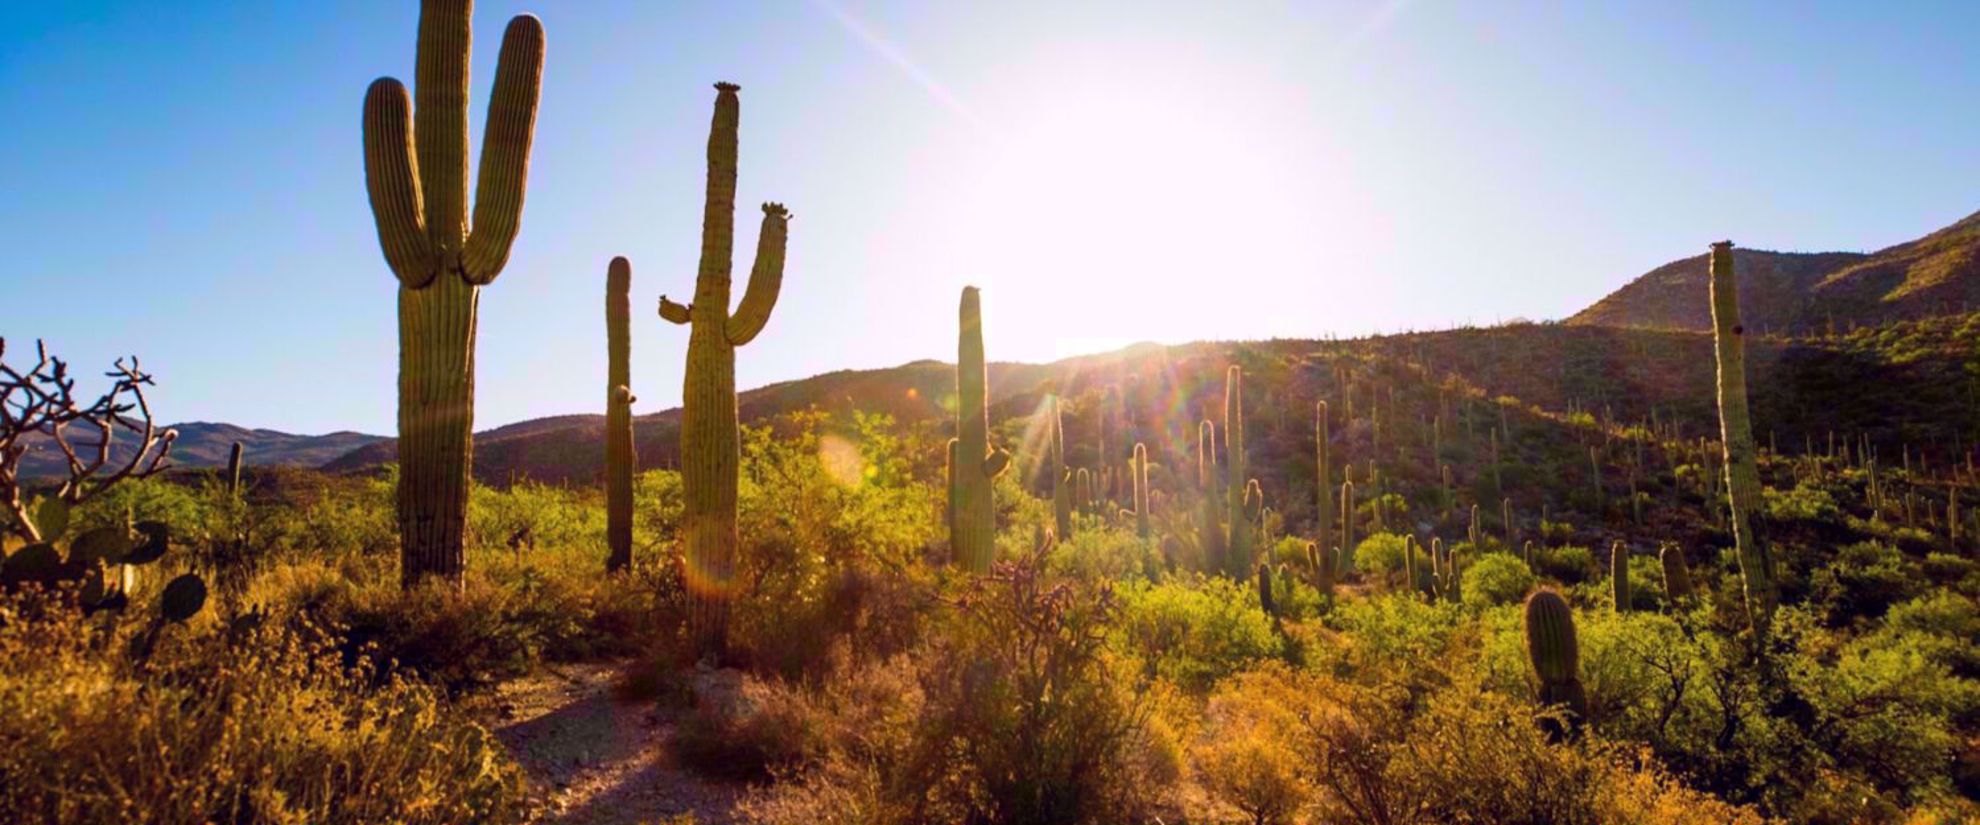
left=1536, top=544, right=1596, bottom=584
left=1462, top=553, right=1535, bottom=608
left=1115, top=575, right=1280, bottom=694
left=1812, top=541, right=1927, bottom=625
left=1353, top=532, right=1409, bottom=579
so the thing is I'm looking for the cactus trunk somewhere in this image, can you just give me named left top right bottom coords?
left=1524, top=589, right=1588, bottom=741
left=1315, top=400, right=1332, bottom=565
left=1131, top=443, right=1150, bottom=540
left=1708, top=241, right=1777, bottom=633
left=364, top=1, right=544, bottom=588
left=1610, top=540, right=1630, bottom=612
left=1050, top=397, right=1073, bottom=540
left=605, top=257, right=635, bottom=573
left=1224, top=366, right=1251, bottom=574
left=658, top=83, right=791, bottom=659
left=948, top=287, right=1008, bottom=572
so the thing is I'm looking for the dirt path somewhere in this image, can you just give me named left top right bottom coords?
left=487, top=661, right=746, bottom=825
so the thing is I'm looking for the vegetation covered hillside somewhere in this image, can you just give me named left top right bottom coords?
left=1571, top=210, right=1980, bottom=334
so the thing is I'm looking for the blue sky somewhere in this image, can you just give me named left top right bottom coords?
left=2, top=1, right=1976, bottom=434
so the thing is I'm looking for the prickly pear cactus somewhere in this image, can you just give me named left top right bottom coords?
left=363, top=0, right=545, bottom=587
left=947, top=287, right=1009, bottom=572
left=605, top=257, right=636, bottom=573
left=656, top=83, right=792, bottom=657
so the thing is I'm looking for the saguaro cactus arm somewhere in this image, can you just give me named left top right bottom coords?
left=462, top=15, right=547, bottom=283
left=658, top=296, right=693, bottom=325
left=727, top=204, right=790, bottom=346
left=362, top=79, right=435, bottom=286
left=413, top=0, right=472, bottom=249
left=983, top=447, right=1011, bottom=478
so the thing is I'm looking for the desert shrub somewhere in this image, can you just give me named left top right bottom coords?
left=1193, top=665, right=1311, bottom=825
left=1049, top=522, right=1159, bottom=582
left=1535, top=544, right=1597, bottom=584
left=731, top=410, right=943, bottom=677
left=1353, top=531, right=1409, bottom=579
left=1811, top=541, right=1927, bottom=625
left=742, top=546, right=1159, bottom=825
left=1764, top=482, right=1841, bottom=523
left=1114, top=575, right=1280, bottom=694
left=1788, top=617, right=1980, bottom=810
left=1462, top=552, right=1535, bottom=608
left=1882, top=590, right=1980, bottom=676
left=0, top=593, right=526, bottom=824
left=1323, top=593, right=1465, bottom=691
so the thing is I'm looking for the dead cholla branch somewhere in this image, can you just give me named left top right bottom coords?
left=0, top=336, right=176, bottom=541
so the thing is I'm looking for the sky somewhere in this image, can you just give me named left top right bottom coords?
left=2, top=1, right=1977, bottom=435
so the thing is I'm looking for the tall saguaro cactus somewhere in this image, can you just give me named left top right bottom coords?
left=948, top=287, right=1011, bottom=572
left=1049, top=397, right=1073, bottom=540
left=1315, top=400, right=1332, bottom=564
left=363, top=0, right=545, bottom=587
left=1224, top=366, right=1252, bottom=573
left=1709, top=241, right=1776, bottom=634
left=657, top=83, right=792, bottom=657
left=1198, top=420, right=1225, bottom=572
left=605, top=257, right=635, bottom=573
left=1524, top=589, right=1588, bottom=741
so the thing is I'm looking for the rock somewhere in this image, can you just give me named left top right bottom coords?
left=688, top=664, right=751, bottom=720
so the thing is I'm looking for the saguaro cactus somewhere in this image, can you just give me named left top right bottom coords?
left=1224, top=366, right=1252, bottom=573
left=1131, top=442, right=1151, bottom=539
left=1198, top=420, right=1225, bottom=572
left=1660, top=543, right=1694, bottom=604
left=226, top=442, right=245, bottom=497
left=657, top=83, right=793, bottom=656
left=1524, top=589, right=1588, bottom=740
left=1610, top=540, right=1630, bottom=612
left=1049, top=397, right=1073, bottom=540
left=1709, top=241, right=1776, bottom=633
left=364, top=0, right=546, bottom=586
left=1315, top=400, right=1333, bottom=560
left=605, top=257, right=635, bottom=573
left=945, top=287, right=1010, bottom=572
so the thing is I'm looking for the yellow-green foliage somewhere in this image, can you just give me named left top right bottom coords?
left=0, top=596, right=525, bottom=824
left=1114, top=575, right=1281, bottom=694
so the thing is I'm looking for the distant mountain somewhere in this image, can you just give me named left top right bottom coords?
left=1569, top=209, right=1980, bottom=333
left=15, top=421, right=387, bottom=481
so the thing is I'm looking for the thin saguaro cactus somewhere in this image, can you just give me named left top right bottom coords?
left=605, top=257, right=635, bottom=573
left=657, top=83, right=792, bottom=658
left=363, top=0, right=545, bottom=586
left=1709, top=241, right=1776, bottom=634
left=947, top=287, right=1010, bottom=572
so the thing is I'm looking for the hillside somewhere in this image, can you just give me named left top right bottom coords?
left=16, top=421, right=385, bottom=480
left=1570, top=209, right=1980, bottom=333
left=309, top=317, right=1980, bottom=501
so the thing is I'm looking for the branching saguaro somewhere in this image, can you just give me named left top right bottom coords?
left=658, top=83, right=792, bottom=659
left=363, top=0, right=546, bottom=587
left=0, top=338, right=176, bottom=542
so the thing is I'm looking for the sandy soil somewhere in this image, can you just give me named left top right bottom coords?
left=487, top=661, right=746, bottom=825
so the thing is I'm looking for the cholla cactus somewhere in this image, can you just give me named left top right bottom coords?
left=1524, top=588, right=1588, bottom=740
left=945, top=287, right=1009, bottom=573
left=363, top=0, right=546, bottom=586
left=656, top=84, right=793, bottom=655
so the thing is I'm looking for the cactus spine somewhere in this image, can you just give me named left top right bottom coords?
left=1524, top=589, right=1588, bottom=740
left=657, top=84, right=792, bottom=656
left=605, top=257, right=635, bottom=573
left=945, top=287, right=1010, bottom=572
left=363, top=0, right=545, bottom=586
left=1708, top=241, right=1777, bottom=633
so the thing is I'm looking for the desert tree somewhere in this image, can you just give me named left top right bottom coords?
left=0, top=337, right=175, bottom=542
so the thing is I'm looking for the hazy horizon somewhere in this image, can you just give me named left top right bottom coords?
left=5, top=0, right=1977, bottom=434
